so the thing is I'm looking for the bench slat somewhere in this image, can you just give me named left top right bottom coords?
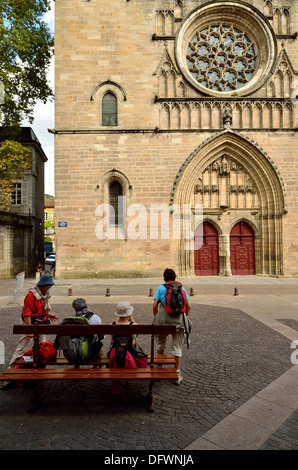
left=0, top=367, right=178, bottom=381
left=13, top=324, right=177, bottom=336
left=15, top=354, right=176, bottom=366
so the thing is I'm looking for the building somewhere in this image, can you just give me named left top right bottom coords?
left=44, top=199, right=55, bottom=254
left=54, top=0, right=297, bottom=279
left=0, top=127, right=47, bottom=278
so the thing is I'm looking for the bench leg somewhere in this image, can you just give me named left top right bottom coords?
left=147, top=380, right=154, bottom=413
left=28, top=381, right=43, bottom=413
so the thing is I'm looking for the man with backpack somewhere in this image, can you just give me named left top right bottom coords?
left=153, top=268, right=191, bottom=385
left=72, top=298, right=103, bottom=356
left=54, top=298, right=103, bottom=365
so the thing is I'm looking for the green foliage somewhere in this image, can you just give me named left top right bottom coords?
left=44, top=220, right=54, bottom=228
left=0, top=0, right=54, bottom=129
left=0, top=140, right=32, bottom=209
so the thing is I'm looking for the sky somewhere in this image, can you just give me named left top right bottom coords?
left=21, top=1, right=55, bottom=196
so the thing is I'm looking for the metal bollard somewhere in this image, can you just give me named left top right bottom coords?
left=234, top=287, right=239, bottom=296
left=68, top=287, right=72, bottom=296
left=190, top=287, right=194, bottom=296
left=106, top=287, right=111, bottom=297
left=149, top=288, right=153, bottom=297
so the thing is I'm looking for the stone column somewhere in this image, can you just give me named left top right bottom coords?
left=219, top=234, right=232, bottom=276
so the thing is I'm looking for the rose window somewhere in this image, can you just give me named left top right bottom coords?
left=186, top=25, right=256, bottom=92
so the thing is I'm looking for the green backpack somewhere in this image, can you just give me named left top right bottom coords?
left=57, top=314, right=93, bottom=365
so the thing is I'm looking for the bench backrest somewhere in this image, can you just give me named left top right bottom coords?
left=13, top=324, right=176, bottom=336
left=13, top=323, right=177, bottom=366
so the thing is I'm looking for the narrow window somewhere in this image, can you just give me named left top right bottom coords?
left=102, top=92, right=117, bottom=126
left=109, top=181, right=123, bottom=226
left=12, top=183, right=22, bottom=205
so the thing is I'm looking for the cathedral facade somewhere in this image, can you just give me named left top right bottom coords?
left=54, top=0, right=298, bottom=278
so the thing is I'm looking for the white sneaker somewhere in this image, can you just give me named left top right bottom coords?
left=174, top=374, right=183, bottom=385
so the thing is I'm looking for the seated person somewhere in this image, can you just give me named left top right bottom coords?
left=72, top=298, right=103, bottom=358
left=54, top=298, right=103, bottom=363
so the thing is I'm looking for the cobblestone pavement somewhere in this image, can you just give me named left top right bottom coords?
left=0, top=276, right=298, bottom=451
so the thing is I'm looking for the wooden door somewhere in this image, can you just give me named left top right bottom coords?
left=230, top=222, right=255, bottom=275
left=194, top=222, right=219, bottom=276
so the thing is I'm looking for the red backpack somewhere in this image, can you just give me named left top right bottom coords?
left=13, top=341, right=57, bottom=386
left=109, top=347, right=137, bottom=395
left=162, top=281, right=187, bottom=315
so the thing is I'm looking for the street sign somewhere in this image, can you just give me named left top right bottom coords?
left=58, top=222, right=67, bottom=227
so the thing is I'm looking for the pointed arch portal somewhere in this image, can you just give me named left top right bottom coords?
left=172, top=130, right=287, bottom=277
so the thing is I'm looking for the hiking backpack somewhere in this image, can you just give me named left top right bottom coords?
left=54, top=312, right=94, bottom=365
left=162, top=281, right=187, bottom=315
left=108, top=322, right=138, bottom=368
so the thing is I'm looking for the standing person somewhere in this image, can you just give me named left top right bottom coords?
left=8, top=274, right=58, bottom=368
left=153, top=268, right=191, bottom=385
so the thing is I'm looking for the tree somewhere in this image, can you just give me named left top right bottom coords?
left=0, top=0, right=54, bottom=209
left=0, top=140, right=32, bottom=209
left=0, top=0, right=54, bottom=129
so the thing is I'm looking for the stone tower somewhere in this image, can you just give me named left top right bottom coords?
left=54, top=0, right=298, bottom=278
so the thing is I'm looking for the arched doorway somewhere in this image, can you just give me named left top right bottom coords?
left=230, top=222, right=255, bottom=275
left=172, top=131, right=286, bottom=276
left=194, top=222, right=219, bottom=276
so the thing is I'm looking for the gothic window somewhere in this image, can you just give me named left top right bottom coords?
left=102, top=92, right=117, bottom=126
left=109, top=180, right=124, bottom=226
left=175, top=2, right=276, bottom=97
left=187, top=25, right=256, bottom=92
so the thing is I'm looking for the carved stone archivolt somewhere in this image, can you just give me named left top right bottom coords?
left=171, top=131, right=287, bottom=277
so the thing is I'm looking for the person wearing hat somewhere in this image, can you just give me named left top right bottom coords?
left=109, top=301, right=137, bottom=351
left=8, top=274, right=58, bottom=368
left=114, top=301, right=135, bottom=322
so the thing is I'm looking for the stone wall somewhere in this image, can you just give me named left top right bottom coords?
left=0, top=211, right=33, bottom=278
left=54, top=0, right=298, bottom=278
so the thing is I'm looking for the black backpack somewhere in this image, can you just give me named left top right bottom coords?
left=107, top=322, right=137, bottom=368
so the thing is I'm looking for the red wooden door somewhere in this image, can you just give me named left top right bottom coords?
left=230, top=222, right=255, bottom=275
left=194, top=222, right=219, bottom=276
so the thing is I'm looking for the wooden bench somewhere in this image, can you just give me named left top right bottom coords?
left=0, top=323, right=178, bottom=413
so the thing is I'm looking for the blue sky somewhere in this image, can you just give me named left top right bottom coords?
left=22, top=1, right=55, bottom=196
